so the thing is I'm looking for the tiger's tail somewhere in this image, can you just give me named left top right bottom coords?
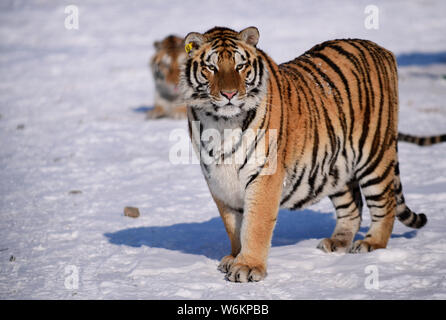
left=398, top=132, right=446, bottom=146
left=394, top=162, right=427, bottom=229
left=395, top=131, right=444, bottom=226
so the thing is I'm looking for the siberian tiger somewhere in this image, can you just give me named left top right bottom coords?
left=148, top=35, right=187, bottom=119
left=180, top=26, right=444, bottom=282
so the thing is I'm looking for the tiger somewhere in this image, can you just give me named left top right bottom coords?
left=180, top=26, right=445, bottom=283
left=148, top=35, right=187, bottom=119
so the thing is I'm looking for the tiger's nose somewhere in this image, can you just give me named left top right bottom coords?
left=221, top=90, right=238, bottom=100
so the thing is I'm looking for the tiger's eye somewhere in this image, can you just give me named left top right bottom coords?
left=236, top=63, right=246, bottom=71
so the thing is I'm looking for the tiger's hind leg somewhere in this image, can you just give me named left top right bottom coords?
left=318, top=181, right=363, bottom=253
left=350, top=156, right=397, bottom=253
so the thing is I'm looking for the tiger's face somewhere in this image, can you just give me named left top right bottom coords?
left=150, top=35, right=186, bottom=102
left=181, top=27, right=268, bottom=118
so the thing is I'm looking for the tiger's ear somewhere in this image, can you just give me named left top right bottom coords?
left=184, top=32, right=205, bottom=54
left=238, top=27, right=259, bottom=47
left=154, top=41, right=161, bottom=50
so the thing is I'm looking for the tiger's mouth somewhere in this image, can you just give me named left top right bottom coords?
left=211, top=94, right=245, bottom=108
left=211, top=101, right=245, bottom=118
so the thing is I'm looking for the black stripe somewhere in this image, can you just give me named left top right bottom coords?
left=261, top=51, right=285, bottom=150
left=335, top=199, right=355, bottom=210
left=237, top=127, right=267, bottom=172
left=185, top=59, right=193, bottom=87
left=280, top=167, right=306, bottom=206
left=245, top=157, right=268, bottom=189
left=359, top=161, right=394, bottom=188
left=364, top=180, right=393, bottom=202
left=330, top=188, right=349, bottom=199
left=397, top=207, right=411, bottom=220
left=242, top=109, right=257, bottom=131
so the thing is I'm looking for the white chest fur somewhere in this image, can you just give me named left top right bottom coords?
left=189, top=110, right=263, bottom=210
left=206, top=163, right=245, bottom=210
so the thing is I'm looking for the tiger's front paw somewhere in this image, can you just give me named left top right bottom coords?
left=226, top=256, right=267, bottom=283
left=349, top=240, right=384, bottom=253
left=168, top=106, right=187, bottom=120
left=146, top=106, right=166, bottom=119
left=218, top=255, right=235, bottom=273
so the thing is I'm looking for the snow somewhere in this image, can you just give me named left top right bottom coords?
left=1, top=0, right=446, bottom=299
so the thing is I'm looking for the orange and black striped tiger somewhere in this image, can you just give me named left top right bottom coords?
left=148, top=35, right=187, bottom=119
left=180, top=26, right=444, bottom=282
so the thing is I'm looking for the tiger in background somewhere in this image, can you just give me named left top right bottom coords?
left=148, top=35, right=187, bottom=119
left=180, top=26, right=446, bottom=283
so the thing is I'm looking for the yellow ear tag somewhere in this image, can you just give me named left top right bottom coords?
left=185, top=42, right=193, bottom=53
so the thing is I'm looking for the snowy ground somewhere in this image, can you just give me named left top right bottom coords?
left=0, top=0, right=445, bottom=299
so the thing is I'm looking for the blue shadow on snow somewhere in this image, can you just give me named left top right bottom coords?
left=132, top=105, right=153, bottom=113
left=105, top=209, right=417, bottom=260
left=396, top=51, right=446, bottom=67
